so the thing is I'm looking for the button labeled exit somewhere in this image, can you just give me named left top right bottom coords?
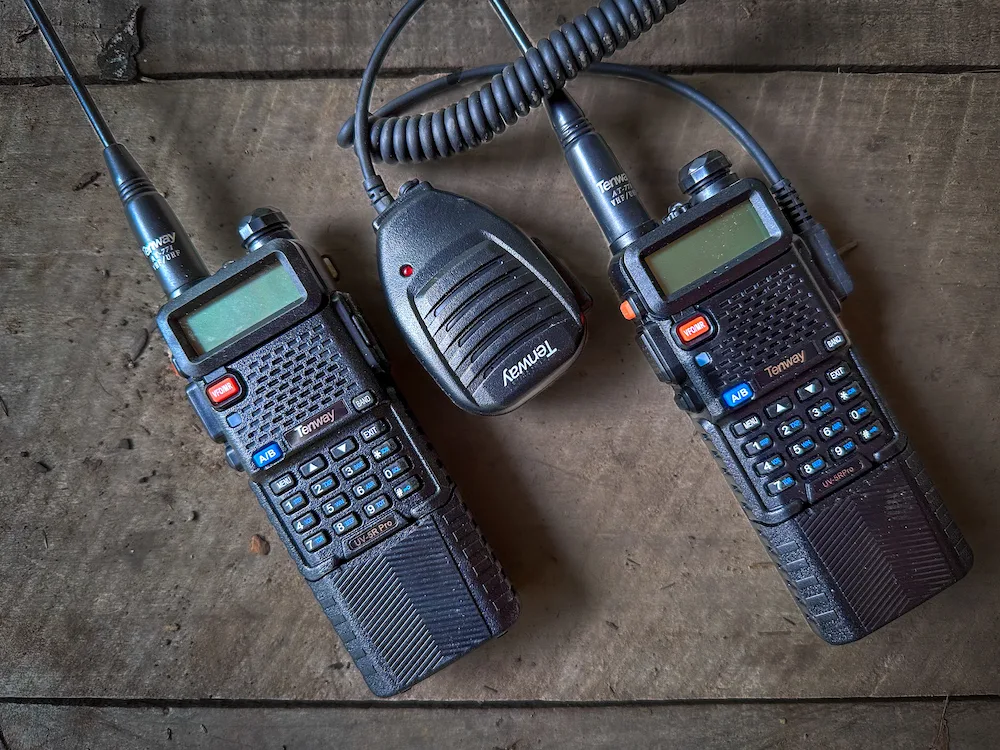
left=675, top=314, right=713, bottom=346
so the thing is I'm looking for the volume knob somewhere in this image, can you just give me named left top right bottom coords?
left=678, top=150, right=738, bottom=206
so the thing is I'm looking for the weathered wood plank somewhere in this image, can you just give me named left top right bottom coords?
left=1, top=699, right=996, bottom=749
left=3, top=0, right=1000, bottom=80
left=1, top=72, right=999, bottom=701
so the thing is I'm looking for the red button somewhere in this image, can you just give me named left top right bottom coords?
left=206, top=375, right=241, bottom=405
left=676, top=315, right=712, bottom=345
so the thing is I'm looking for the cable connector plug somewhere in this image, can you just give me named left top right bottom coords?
left=364, top=175, right=394, bottom=216
left=772, top=179, right=854, bottom=301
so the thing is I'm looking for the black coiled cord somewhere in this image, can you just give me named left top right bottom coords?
left=357, top=0, right=685, bottom=170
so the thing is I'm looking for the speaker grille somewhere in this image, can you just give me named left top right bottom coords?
left=231, top=315, right=355, bottom=448
left=701, top=260, right=833, bottom=388
left=415, top=240, right=572, bottom=389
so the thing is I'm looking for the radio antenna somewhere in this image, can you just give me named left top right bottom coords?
left=23, top=0, right=209, bottom=298
left=486, top=0, right=658, bottom=251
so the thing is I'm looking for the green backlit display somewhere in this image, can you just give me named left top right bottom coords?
left=644, top=201, right=773, bottom=295
left=178, top=261, right=304, bottom=356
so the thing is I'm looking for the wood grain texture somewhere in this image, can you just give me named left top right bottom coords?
left=3, top=0, right=1000, bottom=81
left=1, top=698, right=996, bottom=749
left=1, top=72, right=998, bottom=701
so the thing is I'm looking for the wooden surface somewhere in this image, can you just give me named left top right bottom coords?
left=1, top=698, right=997, bottom=749
left=2, top=73, right=999, bottom=702
left=3, top=0, right=1000, bottom=81
left=2, top=0, right=1000, bottom=743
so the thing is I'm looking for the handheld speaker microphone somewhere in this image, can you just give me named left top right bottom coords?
left=348, top=0, right=591, bottom=417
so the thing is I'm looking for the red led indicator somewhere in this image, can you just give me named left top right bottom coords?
left=400, top=264, right=414, bottom=278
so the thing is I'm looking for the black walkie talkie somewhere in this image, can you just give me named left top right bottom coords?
left=25, top=0, right=518, bottom=695
left=548, top=89, right=973, bottom=641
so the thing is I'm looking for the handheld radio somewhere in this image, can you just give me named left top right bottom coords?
left=538, top=70, right=974, bottom=640
left=343, top=0, right=973, bottom=643
left=25, top=0, right=518, bottom=695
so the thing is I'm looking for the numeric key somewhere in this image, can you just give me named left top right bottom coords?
left=776, top=417, right=805, bottom=439
left=742, top=435, right=773, bottom=457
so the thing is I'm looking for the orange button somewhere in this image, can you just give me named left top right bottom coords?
left=676, top=315, right=712, bottom=344
left=206, top=375, right=241, bottom=405
left=619, top=300, right=637, bottom=321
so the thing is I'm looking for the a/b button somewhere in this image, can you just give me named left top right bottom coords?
left=722, top=382, right=754, bottom=409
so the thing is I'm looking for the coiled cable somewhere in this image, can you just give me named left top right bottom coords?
left=353, top=0, right=686, bottom=210
left=341, top=63, right=784, bottom=186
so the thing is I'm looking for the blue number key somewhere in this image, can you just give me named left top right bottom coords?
left=799, top=456, right=827, bottom=478
left=766, top=474, right=796, bottom=496
left=333, top=513, right=360, bottom=536
left=848, top=401, right=873, bottom=424
left=807, top=399, right=834, bottom=421
left=280, top=493, right=307, bottom=515
left=363, top=496, right=392, bottom=518
left=303, top=530, right=330, bottom=553
left=352, top=476, right=380, bottom=498
left=819, top=419, right=846, bottom=441
left=754, top=455, right=785, bottom=477
left=292, top=512, right=319, bottom=534
left=777, top=417, right=805, bottom=439
left=830, top=438, right=857, bottom=460
left=341, top=456, right=369, bottom=479
left=310, top=475, right=338, bottom=498
left=788, top=437, right=816, bottom=458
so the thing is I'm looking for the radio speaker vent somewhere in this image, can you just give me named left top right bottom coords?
left=702, top=260, right=833, bottom=388
left=231, top=315, right=355, bottom=448
left=414, top=240, right=573, bottom=391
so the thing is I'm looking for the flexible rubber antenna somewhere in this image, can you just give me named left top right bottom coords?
left=23, top=0, right=209, bottom=298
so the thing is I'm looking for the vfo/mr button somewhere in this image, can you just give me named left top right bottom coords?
left=675, top=314, right=713, bottom=345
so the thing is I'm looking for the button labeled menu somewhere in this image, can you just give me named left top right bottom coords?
left=731, top=414, right=762, bottom=438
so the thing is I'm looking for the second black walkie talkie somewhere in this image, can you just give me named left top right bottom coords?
left=548, top=90, right=973, bottom=642
left=25, top=0, right=518, bottom=695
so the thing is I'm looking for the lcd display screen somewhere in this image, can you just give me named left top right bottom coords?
left=643, top=201, right=773, bottom=295
left=177, top=260, right=304, bottom=356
